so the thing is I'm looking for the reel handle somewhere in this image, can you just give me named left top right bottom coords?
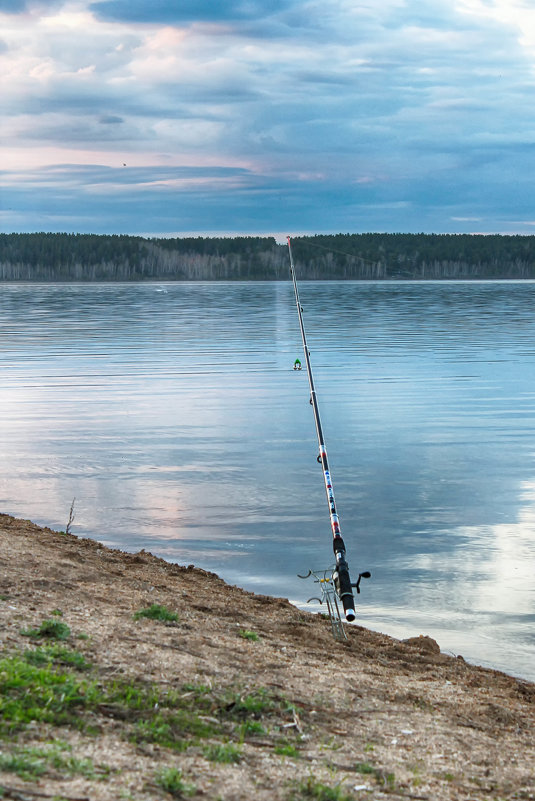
left=352, top=571, right=372, bottom=594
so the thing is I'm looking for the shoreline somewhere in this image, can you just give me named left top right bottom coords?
left=1, top=512, right=534, bottom=800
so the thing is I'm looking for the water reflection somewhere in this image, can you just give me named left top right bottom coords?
left=1, top=281, right=535, bottom=680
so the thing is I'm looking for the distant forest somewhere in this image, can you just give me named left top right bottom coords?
left=2, top=232, right=535, bottom=280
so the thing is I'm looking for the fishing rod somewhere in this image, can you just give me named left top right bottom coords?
left=287, top=236, right=370, bottom=640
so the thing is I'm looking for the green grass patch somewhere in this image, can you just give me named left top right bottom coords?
left=275, top=743, right=300, bottom=758
left=0, top=652, right=219, bottom=745
left=384, top=773, right=395, bottom=788
left=222, top=688, right=275, bottom=718
left=289, top=777, right=356, bottom=801
left=354, top=763, right=395, bottom=788
left=238, top=720, right=265, bottom=738
left=0, top=654, right=98, bottom=736
left=155, top=767, right=195, bottom=797
left=0, top=644, right=298, bottom=762
left=0, top=749, right=47, bottom=781
left=133, top=604, right=178, bottom=623
left=130, top=685, right=293, bottom=751
left=105, top=679, right=162, bottom=711
left=21, top=619, right=71, bottom=641
left=203, top=742, right=242, bottom=764
left=0, top=741, right=108, bottom=782
left=182, top=682, right=211, bottom=694
left=238, top=629, right=259, bottom=642
left=23, top=644, right=91, bottom=671
left=354, top=762, right=375, bottom=775
left=132, top=708, right=218, bottom=750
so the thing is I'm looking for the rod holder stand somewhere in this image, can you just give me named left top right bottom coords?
left=298, top=566, right=349, bottom=641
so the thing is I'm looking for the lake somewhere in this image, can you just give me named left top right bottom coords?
left=1, top=280, right=535, bottom=682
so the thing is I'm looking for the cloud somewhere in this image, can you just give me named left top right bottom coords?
left=89, top=0, right=290, bottom=25
left=0, top=0, right=31, bottom=10
left=99, top=114, right=124, bottom=124
left=0, top=0, right=64, bottom=11
left=1, top=0, right=535, bottom=235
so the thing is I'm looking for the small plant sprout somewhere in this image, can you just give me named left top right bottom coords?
left=65, top=498, right=76, bottom=535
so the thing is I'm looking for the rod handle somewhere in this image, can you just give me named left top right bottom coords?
left=333, top=536, right=356, bottom=622
left=337, top=566, right=356, bottom=622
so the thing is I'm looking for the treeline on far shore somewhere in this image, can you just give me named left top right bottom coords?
left=2, top=232, right=535, bottom=281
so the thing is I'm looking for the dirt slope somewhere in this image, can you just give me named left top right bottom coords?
left=0, top=513, right=534, bottom=801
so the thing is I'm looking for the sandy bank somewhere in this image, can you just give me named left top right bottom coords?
left=0, top=513, right=534, bottom=801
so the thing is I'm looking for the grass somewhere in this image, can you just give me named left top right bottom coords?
left=354, top=763, right=395, bottom=788
left=0, top=741, right=108, bottom=782
left=354, top=763, right=375, bottom=775
left=182, top=683, right=211, bottom=694
left=24, top=644, right=92, bottom=671
left=155, top=766, right=195, bottom=797
left=133, top=604, right=178, bottom=623
left=0, top=749, right=48, bottom=781
left=0, top=641, right=300, bottom=774
left=129, top=685, right=293, bottom=752
left=275, top=743, right=300, bottom=758
left=0, top=650, right=219, bottom=746
left=238, top=629, right=259, bottom=641
left=203, top=742, right=242, bottom=764
left=21, top=619, right=71, bottom=640
left=0, top=654, right=97, bottom=735
left=132, top=708, right=218, bottom=750
left=289, top=777, right=356, bottom=801
left=223, top=688, right=276, bottom=718
left=238, top=720, right=265, bottom=738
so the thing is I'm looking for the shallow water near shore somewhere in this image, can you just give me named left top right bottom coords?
left=1, top=280, right=535, bottom=681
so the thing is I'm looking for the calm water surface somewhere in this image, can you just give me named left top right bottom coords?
left=1, top=281, right=535, bottom=681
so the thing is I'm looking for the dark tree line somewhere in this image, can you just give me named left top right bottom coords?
left=289, top=233, right=535, bottom=279
left=2, top=232, right=535, bottom=280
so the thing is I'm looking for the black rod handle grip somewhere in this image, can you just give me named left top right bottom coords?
left=337, top=565, right=356, bottom=622
left=333, top=537, right=356, bottom=622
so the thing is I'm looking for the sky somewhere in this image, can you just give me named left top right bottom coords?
left=1, top=0, right=535, bottom=238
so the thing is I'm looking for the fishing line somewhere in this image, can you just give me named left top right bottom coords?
left=290, top=237, right=385, bottom=268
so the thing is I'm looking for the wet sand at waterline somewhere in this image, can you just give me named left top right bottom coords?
left=1, top=513, right=534, bottom=801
